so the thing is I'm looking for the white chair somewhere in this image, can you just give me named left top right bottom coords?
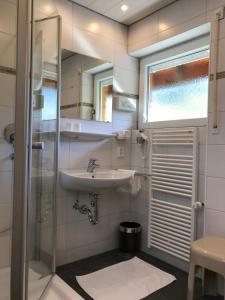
left=188, top=236, right=225, bottom=300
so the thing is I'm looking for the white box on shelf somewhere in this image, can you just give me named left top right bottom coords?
left=114, top=95, right=136, bottom=112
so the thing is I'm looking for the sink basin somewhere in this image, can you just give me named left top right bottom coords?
left=60, top=169, right=134, bottom=192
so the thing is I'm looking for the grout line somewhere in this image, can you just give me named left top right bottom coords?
left=0, top=65, right=16, bottom=75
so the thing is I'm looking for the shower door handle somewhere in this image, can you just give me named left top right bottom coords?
left=32, top=142, right=44, bottom=150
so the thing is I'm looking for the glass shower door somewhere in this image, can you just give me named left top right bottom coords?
left=26, top=15, right=61, bottom=299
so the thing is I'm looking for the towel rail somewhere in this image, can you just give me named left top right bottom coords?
left=151, top=220, right=191, bottom=237
left=152, top=202, right=191, bottom=216
left=152, top=183, right=192, bottom=194
left=152, top=205, right=192, bottom=220
left=152, top=142, right=193, bottom=145
left=151, top=226, right=191, bottom=244
left=148, top=128, right=197, bottom=262
left=152, top=154, right=193, bottom=158
left=153, top=161, right=193, bottom=167
left=152, top=179, right=192, bottom=189
left=152, top=198, right=192, bottom=211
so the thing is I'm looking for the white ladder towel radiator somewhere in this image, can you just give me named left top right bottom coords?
left=148, top=128, right=198, bottom=262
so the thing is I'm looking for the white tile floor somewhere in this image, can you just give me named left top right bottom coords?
left=41, top=275, right=83, bottom=300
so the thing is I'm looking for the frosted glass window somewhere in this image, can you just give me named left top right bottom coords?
left=147, top=53, right=209, bottom=123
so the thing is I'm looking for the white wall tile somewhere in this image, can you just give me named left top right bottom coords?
left=128, top=13, right=158, bottom=45
left=208, top=79, right=225, bottom=113
left=206, top=177, right=225, bottom=211
left=199, top=145, right=206, bottom=175
left=72, top=27, right=114, bottom=62
left=0, top=143, right=14, bottom=172
left=58, top=142, right=70, bottom=169
left=0, top=204, right=12, bottom=230
left=33, top=0, right=58, bottom=18
left=114, top=43, right=139, bottom=72
left=198, top=174, right=206, bottom=203
left=66, top=238, right=116, bottom=263
left=205, top=208, right=225, bottom=236
left=114, top=66, right=139, bottom=95
left=111, top=141, right=131, bottom=169
left=54, top=0, right=73, bottom=25
left=0, top=172, right=13, bottom=204
left=72, top=4, right=115, bottom=41
left=218, top=37, right=225, bottom=73
left=113, top=110, right=137, bottom=123
left=0, top=0, right=17, bottom=35
left=130, top=143, right=146, bottom=171
left=0, top=33, right=16, bottom=68
left=61, top=22, right=73, bottom=51
left=113, top=22, right=127, bottom=45
left=208, top=112, right=225, bottom=145
left=66, top=215, right=111, bottom=250
left=112, top=119, right=137, bottom=132
left=158, top=0, right=206, bottom=33
left=0, top=73, right=16, bottom=106
left=97, top=191, right=130, bottom=217
left=198, top=126, right=207, bottom=145
left=69, top=141, right=112, bottom=169
left=157, top=14, right=207, bottom=46
left=0, top=235, right=11, bottom=268
left=206, top=0, right=225, bottom=11
left=207, top=145, right=225, bottom=177
left=128, top=0, right=209, bottom=53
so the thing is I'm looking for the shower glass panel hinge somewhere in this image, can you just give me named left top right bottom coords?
left=32, top=142, right=44, bottom=150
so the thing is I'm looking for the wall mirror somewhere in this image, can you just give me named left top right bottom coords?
left=60, top=49, right=113, bottom=122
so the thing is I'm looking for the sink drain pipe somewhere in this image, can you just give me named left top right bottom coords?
left=73, top=192, right=99, bottom=225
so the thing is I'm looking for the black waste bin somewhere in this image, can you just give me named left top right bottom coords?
left=119, top=222, right=141, bottom=253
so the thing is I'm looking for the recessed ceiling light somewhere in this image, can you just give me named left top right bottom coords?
left=121, top=4, right=128, bottom=12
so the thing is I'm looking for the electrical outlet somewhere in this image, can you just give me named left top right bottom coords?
left=211, top=127, right=219, bottom=134
left=117, top=146, right=125, bottom=158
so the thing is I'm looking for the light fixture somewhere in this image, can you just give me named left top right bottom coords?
left=43, top=4, right=55, bottom=14
left=121, top=4, right=128, bottom=12
left=89, top=23, right=99, bottom=33
left=159, top=22, right=168, bottom=31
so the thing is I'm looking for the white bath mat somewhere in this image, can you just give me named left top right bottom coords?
left=76, top=257, right=176, bottom=300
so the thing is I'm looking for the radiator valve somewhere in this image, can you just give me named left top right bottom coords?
left=192, top=202, right=204, bottom=209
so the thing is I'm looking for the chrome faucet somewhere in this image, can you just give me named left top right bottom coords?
left=87, top=158, right=100, bottom=172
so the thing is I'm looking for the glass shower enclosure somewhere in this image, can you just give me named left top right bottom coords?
left=26, top=14, right=61, bottom=299
left=0, top=0, right=61, bottom=299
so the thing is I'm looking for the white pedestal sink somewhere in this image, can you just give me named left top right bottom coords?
left=60, top=169, right=134, bottom=192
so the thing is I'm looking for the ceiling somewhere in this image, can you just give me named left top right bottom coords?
left=71, top=0, right=177, bottom=25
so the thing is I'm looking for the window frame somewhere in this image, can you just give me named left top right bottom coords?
left=93, top=69, right=113, bottom=122
left=139, top=36, right=210, bottom=129
left=97, top=76, right=113, bottom=121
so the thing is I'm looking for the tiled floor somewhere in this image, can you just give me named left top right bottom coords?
left=56, top=250, right=223, bottom=300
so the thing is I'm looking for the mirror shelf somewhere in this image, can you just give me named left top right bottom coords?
left=61, top=131, right=115, bottom=141
left=35, top=131, right=115, bottom=141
